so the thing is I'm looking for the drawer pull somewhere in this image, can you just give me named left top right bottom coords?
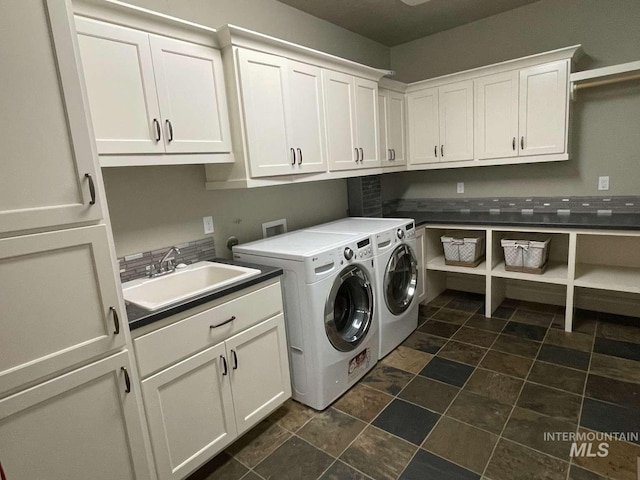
left=220, top=355, right=228, bottom=376
left=110, top=306, right=120, bottom=335
left=121, top=367, right=131, bottom=393
left=153, top=118, right=161, bottom=142
left=297, top=148, right=302, bottom=165
left=166, top=119, right=174, bottom=142
left=359, top=147, right=364, bottom=161
left=231, top=349, right=238, bottom=370
left=291, top=148, right=296, bottom=165
left=521, top=136, right=525, bottom=150
left=210, top=316, right=236, bottom=329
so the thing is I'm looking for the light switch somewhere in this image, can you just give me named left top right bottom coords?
left=203, top=216, right=214, bottom=234
left=598, top=176, right=609, bottom=191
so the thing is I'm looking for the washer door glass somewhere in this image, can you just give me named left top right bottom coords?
left=324, top=265, right=373, bottom=352
left=384, top=244, right=418, bottom=315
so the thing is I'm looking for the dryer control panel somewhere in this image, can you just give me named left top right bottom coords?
left=342, top=237, right=374, bottom=262
left=305, top=236, right=374, bottom=283
left=374, top=221, right=416, bottom=253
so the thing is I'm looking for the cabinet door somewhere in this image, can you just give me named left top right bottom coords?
left=287, top=61, right=327, bottom=174
left=150, top=35, right=232, bottom=154
left=75, top=17, right=164, bottom=155
left=378, top=91, right=390, bottom=164
left=475, top=71, right=519, bottom=160
left=519, top=61, right=568, bottom=156
left=0, top=225, right=125, bottom=396
left=354, top=77, right=380, bottom=167
left=439, top=80, right=474, bottom=162
left=387, top=90, right=406, bottom=166
left=407, top=88, right=439, bottom=164
left=0, top=2, right=103, bottom=234
left=0, top=351, right=152, bottom=480
left=323, top=70, right=358, bottom=171
left=237, top=49, right=295, bottom=177
left=415, top=227, right=427, bottom=303
left=226, top=314, right=291, bottom=435
left=141, top=343, right=236, bottom=480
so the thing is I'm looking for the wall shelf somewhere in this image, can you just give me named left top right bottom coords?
left=491, top=260, right=568, bottom=285
left=574, top=263, right=640, bottom=294
left=426, top=255, right=486, bottom=275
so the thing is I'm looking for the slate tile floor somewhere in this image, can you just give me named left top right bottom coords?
left=188, top=290, right=640, bottom=480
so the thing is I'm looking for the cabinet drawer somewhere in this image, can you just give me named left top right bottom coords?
left=134, top=282, right=283, bottom=377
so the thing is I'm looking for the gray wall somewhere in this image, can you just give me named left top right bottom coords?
left=383, top=0, right=640, bottom=200
left=104, top=166, right=348, bottom=257
left=106, top=0, right=389, bottom=258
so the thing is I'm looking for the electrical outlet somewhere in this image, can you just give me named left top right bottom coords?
left=598, top=176, right=610, bottom=191
left=457, top=182, right=464, bottom=194
left=203, top=216, right=214, bottom=234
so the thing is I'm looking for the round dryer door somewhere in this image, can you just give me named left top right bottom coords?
left=384, top=244, right=418, bottom=315
left=324, top=265, right=374, bottom=352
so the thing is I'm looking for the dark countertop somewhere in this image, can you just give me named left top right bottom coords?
left=126, top=258, right=283, bottom=330
left=389, top=211, right=640, bottom=230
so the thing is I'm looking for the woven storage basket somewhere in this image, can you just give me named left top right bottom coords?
left=440, top=236, right=484, bottom=267
left=501, top=238, right=550, bottom=273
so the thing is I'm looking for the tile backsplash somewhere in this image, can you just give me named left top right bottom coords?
left=383, top=196, right=640, bottom=215
left=347, top=175, right=382, bottom=217
left=118, top=237, right=216, bottom=283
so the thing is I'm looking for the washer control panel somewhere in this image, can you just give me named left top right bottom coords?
left=340, top=236, right=373, bottom=263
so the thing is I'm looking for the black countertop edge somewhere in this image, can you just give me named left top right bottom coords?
left=389, top=211, right=640, bottom=231
left=126, top=258, right=283, bottom=331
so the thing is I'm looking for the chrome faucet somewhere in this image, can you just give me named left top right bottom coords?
left=148, top=246, right=181, bottom=277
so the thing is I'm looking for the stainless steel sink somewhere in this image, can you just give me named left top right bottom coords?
left=122, top=261, right=261, bottom=311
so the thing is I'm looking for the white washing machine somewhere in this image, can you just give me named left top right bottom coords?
left=307, top=217, right=419, bottom=358
left=232, top=230, right=378, bottom=410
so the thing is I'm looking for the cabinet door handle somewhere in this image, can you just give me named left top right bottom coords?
left=220, top=355, right=228, bottom=376
left=231, top=350, right=238, bottom=370
left=210, top=316, right=236, bottom=329
left=512, top=137, right=516, bottom=151
left=110, top=306, right=120, bottom=335
left=291, top=148, right=296, bottom=165
left=392, top=149, right=396, bottom=160
left=440, top=145, right=444, bottom=157
left=297, top=148, right=302, bottom=165
left=521, top=136, right=525, bottom=150
left=388, top=149, right=392, bottom=161
left=166, top=119, right=174, bottom=142
left=354, top=148, right=359, bottom=163
left=84, top=173, right=96, bottom=206
left=121, top=367, right=131, bottom=393
left=153, top=118, right=161, bottom=142
left=359, top=147, right=364, bottom=162
left=434, top=145, right=438, bottom=157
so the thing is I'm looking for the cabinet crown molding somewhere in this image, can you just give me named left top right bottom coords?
left=218, top=24, right=392, bottom=82
left=405, top=44, right=582, bottom=93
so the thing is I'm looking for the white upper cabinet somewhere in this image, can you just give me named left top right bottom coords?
left=150, top=34, right=232, bottom=154
left=75, top=17, right=232, bottom=163
left=438, top=80, right=474, bottom=162
left=519, top=61, right=568, bottom=156
left=237, top=49, right=326, bottom=177
left=75, top=17, right=163, bottom=155
left=379, top=88, right=406, bottom=166
left=475, top=71, right=519, bottom=160
left=354, top=77, right=380, bottom=167
left=0, top=0, right=103, bottom=234
left=287, top=61, right=327, bottom=173
left=407, top=88, right=439, bottom=165
left=324, top=70, right=379, bottom=171
left=408, top=81, right=473, bottom=164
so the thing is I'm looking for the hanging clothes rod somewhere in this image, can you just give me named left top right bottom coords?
left=570, top=60, right=640, bottom=99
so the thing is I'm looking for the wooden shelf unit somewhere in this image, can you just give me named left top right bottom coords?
left=417, top=223, right=640, bottom=331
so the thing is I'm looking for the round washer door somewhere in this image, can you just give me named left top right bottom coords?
left=384, top=244, right=418, bottom=315
left=324, top=265, right=374, bottom=352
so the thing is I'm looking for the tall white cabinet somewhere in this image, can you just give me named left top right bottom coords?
left=0, top=2, right=152, bottom=479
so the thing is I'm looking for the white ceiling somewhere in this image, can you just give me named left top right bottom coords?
left=276, top=0, right=542, bottom=46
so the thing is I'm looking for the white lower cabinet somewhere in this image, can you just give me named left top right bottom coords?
left=415, top=226, right=428, bottom=303
left=136, top=282, right=291, bottom=480
left=0, top=351, right=152, bottom=480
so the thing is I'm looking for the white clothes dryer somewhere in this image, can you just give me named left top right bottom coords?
left=232, top=230, right=378, bottom=410
left=306, top=218, right=419, bottom=358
